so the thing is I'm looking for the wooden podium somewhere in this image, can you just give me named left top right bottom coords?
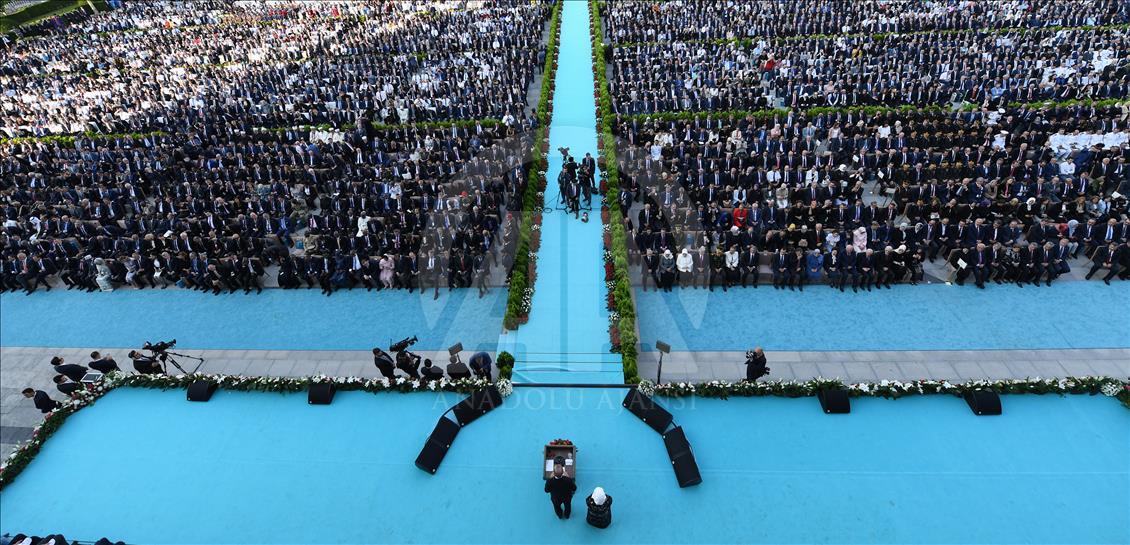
left=543, top=443, right=576, bottom=480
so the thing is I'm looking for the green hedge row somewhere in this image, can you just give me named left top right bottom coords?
left=592, top=0, right=639, bottom=384
left=503, top=0, right=561, bottom=331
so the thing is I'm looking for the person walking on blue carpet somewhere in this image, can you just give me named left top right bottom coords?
left=545, top=464, right=577, bottom=519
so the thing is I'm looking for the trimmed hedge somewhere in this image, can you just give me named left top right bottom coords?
left=503, top=0, right=561, bottom=330
left=591, top=0, right=639, bottom=383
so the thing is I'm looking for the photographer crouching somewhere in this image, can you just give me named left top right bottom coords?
left=744, top=347, right=769, bottom=383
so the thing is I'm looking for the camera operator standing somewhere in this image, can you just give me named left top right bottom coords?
left=128, top=350, right=164, bottom=375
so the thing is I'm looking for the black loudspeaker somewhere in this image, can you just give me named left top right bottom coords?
left=308, top=383, right=336, bottom=405
left=662, top=426, right=702, bottom=488
left=622, top=389, right=673, bottom=434
left=186, top=380, right=217, bottom=402
left=451, top=386, right=502, bottom=426
left=817, top=388, right=851, bottom=414
left=446, top=361, right=471, bottom=380
left=415, top=417, right=461, bottom=474
left=965, top=390, right=1002, bottom=415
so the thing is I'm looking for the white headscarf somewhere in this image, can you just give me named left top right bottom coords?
left=591, top=487, right=607, bottom=506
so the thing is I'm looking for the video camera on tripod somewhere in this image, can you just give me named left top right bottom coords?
left=143, top=339, right=177, bottom=358
left=141, top=338, right=204, bottom=374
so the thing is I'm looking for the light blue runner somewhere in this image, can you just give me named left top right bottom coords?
left=500, top=1, right=622, bottom=384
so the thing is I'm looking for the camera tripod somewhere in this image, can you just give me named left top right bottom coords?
left=157, top=350, right=206, bottom=375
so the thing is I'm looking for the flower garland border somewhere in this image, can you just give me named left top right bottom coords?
left=591, top=0, right=639, bottom=383
left=644, top=376, right=1130, bottom=403
left=0, top=372, right=504, bottom=489
left=503, top=0, right=561, bottom=330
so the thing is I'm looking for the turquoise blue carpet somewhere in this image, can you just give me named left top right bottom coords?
left=636, top=282, right=1130, bottom=351
left=1, top=388, right=1126, bottom=544
left=502, top=1, right=620, bottom=384
left=0, top=288, right=504, bottom=352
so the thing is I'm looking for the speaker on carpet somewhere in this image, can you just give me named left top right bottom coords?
left=964, top=390, right=1002, bottom=415
left=623, top=388, right=673, bottom=434
left=451, top=385, right=503, bottom=426
left=662, top=426, right=702, bottom=488
left=817, top=388, right=851, bottom=414
left=186, top=380, right=217, bottom=402
left=446, top=361, right=471, bottom=380
left=415, top=416, right=461, bottom=474
left=308, top=383, right=336, bottom=405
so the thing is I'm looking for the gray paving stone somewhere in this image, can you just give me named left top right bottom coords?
left=798, top=352, right=830, bottom=362
left=815, top=361, right=847, bottom=379
left=977, top=361, right=1013, bottom=378
left=842, top=363, right=880, bottom=381
left=789, top=362, right=821, bottom=380
left=768, top=351, right=802, bottom=362
left=952, top=361, right=987, bottom=380
left=1031, top=360, right=1069, bottom=378
left=897, top=362, right=933, bottom=381
left=1085, top=360, right=1130, bottom=378
left=265, top=360, right=295, bottom=377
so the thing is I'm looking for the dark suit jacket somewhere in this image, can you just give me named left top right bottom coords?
left=544, top=475, right=576, bottom=501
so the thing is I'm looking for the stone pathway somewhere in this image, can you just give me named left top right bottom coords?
left=636, top=349, right=1130, bottom=384
left=5, top=345, right=1127, bottom=458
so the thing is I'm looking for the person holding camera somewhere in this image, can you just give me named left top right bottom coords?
left=128, top=350, right=164, bottom=375
left=744, top=347, right=769, bottom=382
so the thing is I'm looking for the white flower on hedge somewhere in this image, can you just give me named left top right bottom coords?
left=1100, top=382, right=1121, bottom=397
left=636, top=379, right=656, bottom=396
left=497, top=379, right=514, bottom=398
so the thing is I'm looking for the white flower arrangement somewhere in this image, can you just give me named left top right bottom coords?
left=1101, top=382, right=1121, bottom=397
left=530, top=224, right=541, bottom=231
left=497, top=379, right=514, bottom=398
left=636, top=379, right=656, bottom=397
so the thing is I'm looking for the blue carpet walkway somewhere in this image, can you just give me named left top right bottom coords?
left=0, top=288, right=505, bottom=352
left=1, top=387, right=1126, bottom=544
left=502, top=1, right=621, bottom=384
left=636, top=281, right=1130, bottom=351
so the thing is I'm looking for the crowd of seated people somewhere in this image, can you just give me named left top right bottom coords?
left=0, top=0, right=550, bottom=296
left=603, top=1, right=1130, bottom=292
left=614, top=106, right=1130, bottom=291
left=604, top=0, right=1129, bottom=44
left=0, top=533, right=124, bottom=545
left=610, top=26, right=1130, bottom=115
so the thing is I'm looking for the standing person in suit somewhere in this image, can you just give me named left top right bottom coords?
left=372, top=348, right=397, bottom=380
left=22, top=388, right=60, bottom=413
left=50, top=357, right=88, bottom=382
left=544, top=464, right=577, bottom=519
left=87, top=351, right=121, bottom=374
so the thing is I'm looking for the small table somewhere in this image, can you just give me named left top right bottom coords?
left=543, top=443, right=576, bottom=480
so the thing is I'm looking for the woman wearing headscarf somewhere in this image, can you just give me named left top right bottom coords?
left=852, top=226, right=869, bottom=251
left=94, top=258, right=113, bottom=292
left=658, top=249, right=676, bottom=292
left=586, top=487, right=613, bottom=529
left=676, top=247, right=694, bottom=287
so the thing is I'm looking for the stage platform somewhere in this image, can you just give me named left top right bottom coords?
left=1, top=387, right=1126, bottom=544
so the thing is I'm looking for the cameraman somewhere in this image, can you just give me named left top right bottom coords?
left=744, top=347, right=769, bottom=383
left=395, top=350, right=421, bottom=379
left=128, top=350, right=164, bottom=375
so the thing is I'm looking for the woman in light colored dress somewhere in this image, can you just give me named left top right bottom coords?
left=379, top=254, right=395, bottom=289
left=94, top=258, right=113, bottom=292
left=852, top=226, right=869, bottom=251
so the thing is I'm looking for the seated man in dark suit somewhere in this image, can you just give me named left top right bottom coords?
left=128, top=351, right=164, bottom=374
left=23, top=388, right=60, bottom=413
left=1085, top=242, right=1123, bottom=285
left=50, top=356, right=89, bottom=382
left=88, top=351, right=121, bottom=374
